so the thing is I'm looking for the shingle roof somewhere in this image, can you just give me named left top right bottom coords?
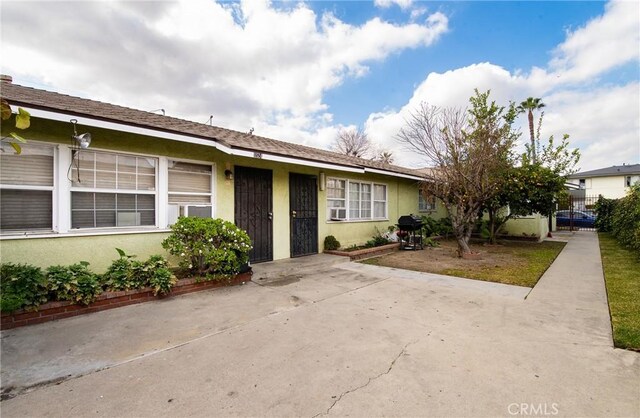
left=568, top=164, right=640, bottom=178
left=1, top=81, right=421, bottom=179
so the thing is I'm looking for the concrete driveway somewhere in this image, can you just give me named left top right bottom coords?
left=1, top=232, right=638, bottom=417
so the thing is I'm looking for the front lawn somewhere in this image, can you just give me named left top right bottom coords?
left=598, top=233, right=640, bottom=351
left=360, top=239, right=566, bottom=287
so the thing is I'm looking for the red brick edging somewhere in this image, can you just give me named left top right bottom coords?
left=1, top=271, right=252, bottom=330
left=324, top=242, right=400, bottom=260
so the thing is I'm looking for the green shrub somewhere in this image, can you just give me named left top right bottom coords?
left=46, top=262, right=102, bottom=306
left=140, top=255, right=176, bottom=296
left=611, top=184, right=640, bottom=256
left=0, top=263, right=48, bottom=312
left=162, top=217, right=252, bottom=278
left=324, top=235, right=341, bottom=251
left=436, top=217, right=454, bottom=237
left=364, top=228, right=391, bottom=248
left=103, top=250, right=176, bottom=295
left=102, top=248, right=145, bottom=291
left=595, top=195, right=617, bottom=232
left=421, top=216, right=453, bottom=237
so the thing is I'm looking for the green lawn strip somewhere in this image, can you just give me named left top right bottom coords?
left=598, top=233, right=640, bottom=351
left=441, top=241, right=565, bottom=287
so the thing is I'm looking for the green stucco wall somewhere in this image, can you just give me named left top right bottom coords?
left=0, top=232, right=172, bottom=273
left=1, top=117, right=424, bottom=268
left=503, top=214, right=549, bottom=241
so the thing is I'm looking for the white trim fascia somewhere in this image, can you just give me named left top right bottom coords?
left=254, top=152, right=364, bottom=173
left=57, top=144, right=72, bottom=233
left=158, top=157, right=169, bottom=228
left=364, top=167, right=423, bottom=181
left=22, top=106, right=420, bottom=179
left=21, top=106, right=230, bottom=152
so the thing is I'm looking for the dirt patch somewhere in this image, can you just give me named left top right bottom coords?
left=360, top=239, right=566, bottom=287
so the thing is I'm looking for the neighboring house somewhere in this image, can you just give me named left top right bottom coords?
left=568, top=164, right=640, bottom=199
left=0, top=78, right=426, bottom=271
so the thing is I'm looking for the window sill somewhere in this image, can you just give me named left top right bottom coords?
left=326, top=219, right=389, bottom=224
left=0, top=228, right=171, bottom=240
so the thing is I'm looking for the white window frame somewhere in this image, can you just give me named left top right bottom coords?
left=326, top=177, right=388, bottom=222
left=167, top=158, right=216, bottom=224
left=327, top=177, right=347, bottom=221
left=0, top=141, right=57, bottom=234
left=69, top=149, right=159, bottom=230
left=418, top=191, right=436, bottom=212
left=0, top=140, right=224, bottom=239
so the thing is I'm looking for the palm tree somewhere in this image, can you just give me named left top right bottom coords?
left=517, top=97, right=545, bottom=163
left=376, top=151, right=394, bottom=164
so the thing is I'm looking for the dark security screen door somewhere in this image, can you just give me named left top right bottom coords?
left=290, top=173, right=318, bottom=257
left=234, top=166, right=273, bottom=263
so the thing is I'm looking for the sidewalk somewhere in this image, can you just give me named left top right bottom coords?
left=1, top=232, right=638, bottom=417
left=526, top=231, right=613, bottom=345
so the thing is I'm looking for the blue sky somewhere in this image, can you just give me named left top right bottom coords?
left=324, top=1, right=610, bottom=124
left=1, top=0, right=638, bottom=170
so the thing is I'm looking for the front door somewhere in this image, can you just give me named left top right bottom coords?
left=289, top=173, right=318, bottom=257
left=234, top=166, right=273, bottom=263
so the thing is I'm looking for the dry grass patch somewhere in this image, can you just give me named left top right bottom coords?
left=360, top=239, right=566, bottom=288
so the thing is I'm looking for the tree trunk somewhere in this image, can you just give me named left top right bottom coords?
left=487, top=207, right=498, bottom=245
left=528, top=110, right=536, bottom=163
left=456, top=235, right=471, bottom=255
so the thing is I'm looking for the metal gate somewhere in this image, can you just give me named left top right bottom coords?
left=234, top=166, right=273, bottom=263
left=289, top=173, right=318, bottom=257
left=555, top=194, right=598, bottom=231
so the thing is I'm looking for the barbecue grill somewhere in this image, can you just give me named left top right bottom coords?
left=397, top=214, right=424, bottom=250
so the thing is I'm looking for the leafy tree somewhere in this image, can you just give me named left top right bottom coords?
left=332, top=127, right=371, bottom=158
left=483, top=163, right=569, bottom=243
left=517, top=97, right=545, bottom=163
left=483, top=112, right=580, bottom=243
left=1, top=99, right=30, bottom=154
left=397, top=90, right=518, bottom=256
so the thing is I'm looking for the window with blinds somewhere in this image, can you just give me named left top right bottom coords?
left=70, top=150, right=157, bottom=228
left=0, top=143, right=54, bottom=232
left=168, top=161, right=212, bottom=204
left=167, top=161, right=213, bottom=223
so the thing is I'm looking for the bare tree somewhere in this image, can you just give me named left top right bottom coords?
left=398, top=90, right=518, bottom=256
left=332, top=127, right=371, bottom=158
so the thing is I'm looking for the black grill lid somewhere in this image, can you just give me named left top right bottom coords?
left=397, top=214, right=423, bottom=230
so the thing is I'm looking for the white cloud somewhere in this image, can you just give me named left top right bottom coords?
left=0, top=0, right=637, bottom=173
left=549, top=0, right=640, bottom=84
left=374, top=0, right=414, bottom=10
left=0, top=0, right=448, bottom=134
left=365, top=0, right=640, bottom=171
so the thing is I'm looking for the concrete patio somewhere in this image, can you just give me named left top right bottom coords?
left=1, top=232, right=638, bottom=417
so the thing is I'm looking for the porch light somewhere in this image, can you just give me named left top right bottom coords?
left=224, top=169, right=234, bottom=181
left=70, top=119, right=92, bottom=149
left=319, top=172, right=326, bottom=191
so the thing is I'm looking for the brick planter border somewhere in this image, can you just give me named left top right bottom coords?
left=1, top=271, right=252, bottom=330
left=324, top=242, right=400, bottom=260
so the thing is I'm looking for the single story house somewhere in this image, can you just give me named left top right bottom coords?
left=568, top=164, right=640, bottom=199
left=1, top=78, right=451, bottom=271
